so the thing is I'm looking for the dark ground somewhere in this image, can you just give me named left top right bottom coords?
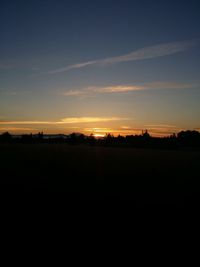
left=1, top=144, right=200, bottom=206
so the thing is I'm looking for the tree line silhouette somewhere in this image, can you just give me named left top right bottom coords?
left=1, top=130, right=200, bottom=149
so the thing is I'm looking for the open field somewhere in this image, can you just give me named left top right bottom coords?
left=1, top=144, right=200, bottom=204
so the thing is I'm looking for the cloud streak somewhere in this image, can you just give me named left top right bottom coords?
left=144, top=124, right=183, bottom=137
left=62, top=81, right=195, bottom=97
left=0, top=117, right=126, bottom=125
left=0, top=127, right=37, bottom=133
left=49, top=40, right=196, bottom=74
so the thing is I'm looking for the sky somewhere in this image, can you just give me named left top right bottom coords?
left=0, top=0, right=200, bottom=137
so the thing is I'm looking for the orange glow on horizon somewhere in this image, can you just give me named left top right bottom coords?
left=93, top=133, right=105, bottom=138
left=0, top=122, right=186, bottom=137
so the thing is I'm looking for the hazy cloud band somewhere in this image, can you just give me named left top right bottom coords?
left=0, top=117, right=127, bottom=125
left=62, top=81, right=195, bottom=97
left=49, top=40, right=196, bottom=74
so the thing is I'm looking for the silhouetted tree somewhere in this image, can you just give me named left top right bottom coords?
left=87, top=133, right=96, bottom=146
left=0, top=132, right=12, bottom=142
left=78, top=133, right=85, bottom=143
left=177, top=130, right=200, bottom=147
left=142, top=130, right=151, bottom=139
left=1, top=129, right=200, bottom=149
left=68, top=133, right=77, bottom=145
left=38, top=132, right=44, bottom=141
left=177, top=130, right=200, bottom=140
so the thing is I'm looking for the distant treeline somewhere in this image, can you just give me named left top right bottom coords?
left=1, top=130, right=200, bottom=149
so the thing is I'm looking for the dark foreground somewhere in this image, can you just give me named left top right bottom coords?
left=1, top=144, right=200, bottom=205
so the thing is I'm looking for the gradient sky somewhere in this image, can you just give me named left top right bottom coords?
left=0, top=0, right=200, bottom=136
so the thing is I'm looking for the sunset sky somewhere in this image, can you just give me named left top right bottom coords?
left=0, top=0, right=200, bottom=136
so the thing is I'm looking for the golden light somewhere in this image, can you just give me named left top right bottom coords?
left=93, top=133, right=105, bottom=138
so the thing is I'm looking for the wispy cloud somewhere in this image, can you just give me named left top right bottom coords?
left=83, top=127, right=141, bottom=136
left=144, top=124, right=183, bottom=136
left=0, top=117, right=126, bottom=125
left=0, top=89, right=31, bottom=96
left=49, top=40, right=196, bottom=74
left=62, top=81, right=195, bottom=97
left=0, top=127, right=37, bottom=133
left=49, top=61, right=96, bottom=74
left=59, top=117, right=124, bottom=123
left=0, top=63, right=13, bottom=70
left=63, top=85, right=144, bottom=96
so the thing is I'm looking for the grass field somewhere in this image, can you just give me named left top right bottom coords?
left=1, top=144, right=200, bottom=204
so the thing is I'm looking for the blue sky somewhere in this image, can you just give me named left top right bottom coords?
left=0, top=0, right=200, bottom=136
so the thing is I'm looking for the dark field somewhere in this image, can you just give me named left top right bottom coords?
left=1, top=144, right=200, bottom=204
